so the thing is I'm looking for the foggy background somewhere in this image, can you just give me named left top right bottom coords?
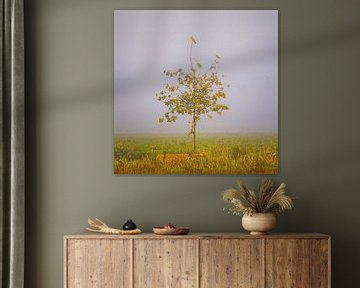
left=114, top=10, right=278, bottom=135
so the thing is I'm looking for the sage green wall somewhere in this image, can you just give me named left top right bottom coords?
left=25, top=0, right=360, bottom=287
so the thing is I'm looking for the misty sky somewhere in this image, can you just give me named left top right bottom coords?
left=114, top=10, right=278, bottom=134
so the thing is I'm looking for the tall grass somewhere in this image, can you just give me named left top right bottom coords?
left=114, top=133, right=278, bottom=174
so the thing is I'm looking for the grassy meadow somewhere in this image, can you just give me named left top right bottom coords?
left=114, top=133, right=278, bottom=174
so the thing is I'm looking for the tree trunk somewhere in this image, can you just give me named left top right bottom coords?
left=193, top=112, right=197, bottom=152
left=193, top=125, right=196, bottom=152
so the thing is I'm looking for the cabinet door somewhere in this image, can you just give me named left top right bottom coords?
left=265, top=239, right=329, bottom=288
left=66, top=239, right=131, bottom=288
left=309, top=239, right=330, bottom=288
left=134, top=239, right=198, bottom=288
left=266, top=239, right=310, bottom=288
left=200, top=239, right=264, bottom=288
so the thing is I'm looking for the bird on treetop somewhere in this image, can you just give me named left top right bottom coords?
left=190, top=36, right=197, bottom=44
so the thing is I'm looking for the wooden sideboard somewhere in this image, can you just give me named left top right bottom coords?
left=64, top=233, right=330, bottom=288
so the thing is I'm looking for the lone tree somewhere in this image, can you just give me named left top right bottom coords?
left=157, top=36, right=229, bottom=152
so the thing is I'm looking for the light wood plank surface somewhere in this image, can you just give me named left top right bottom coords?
left=133, top=239, right=197, bottom=288
left=66, top=239, right=131, bottom=288
left=65, top=232, right=330, bottom=240
left=200, top=239, right=264, bottom=288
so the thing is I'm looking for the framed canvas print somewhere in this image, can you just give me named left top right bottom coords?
left=114, top=10, right=278, bottom=174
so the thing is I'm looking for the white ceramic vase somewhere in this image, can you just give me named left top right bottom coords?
left=242, top=213, right=276, bottom=235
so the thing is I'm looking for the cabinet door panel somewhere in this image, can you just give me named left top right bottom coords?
left=134, top=239, right=197, bottom=288
left=66, top=239, right=131, bottom=288
left=200, top=239, right=264, bottom=288
left=265, top=239, right=310, bottom=288
left=310, top=239, right=329, bottom=288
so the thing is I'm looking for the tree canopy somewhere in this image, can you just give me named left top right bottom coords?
left=157, top=36, right=229, bottom=151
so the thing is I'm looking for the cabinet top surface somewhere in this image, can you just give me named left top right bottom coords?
left=64, top=232, right=330, bottom=240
